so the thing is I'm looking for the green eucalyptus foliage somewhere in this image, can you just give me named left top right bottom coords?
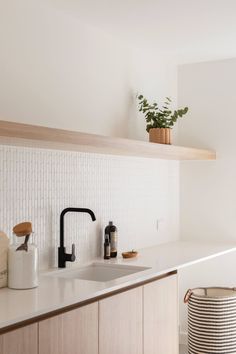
left=137, top=95, right=188, bottom=132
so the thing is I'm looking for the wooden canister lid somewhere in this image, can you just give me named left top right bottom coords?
left=13, top=222, right=32, bottom=237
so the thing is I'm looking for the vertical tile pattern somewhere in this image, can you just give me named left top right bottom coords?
left=0, top=145, right=179, bottom=269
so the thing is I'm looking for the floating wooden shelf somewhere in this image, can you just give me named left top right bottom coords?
left=0, top=120, right=216, bottom=160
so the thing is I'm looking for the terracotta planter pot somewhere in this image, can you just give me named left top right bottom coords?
left=149, top=128, right=171, bottom=145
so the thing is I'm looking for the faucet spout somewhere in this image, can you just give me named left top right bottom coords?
left=58, top=207, right=96, bottom=268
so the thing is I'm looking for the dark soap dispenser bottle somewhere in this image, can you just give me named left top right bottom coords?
left=105, top=221, right=117, bottom=258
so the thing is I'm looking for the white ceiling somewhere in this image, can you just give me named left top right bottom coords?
left=50, top=0, right=236, bottom=63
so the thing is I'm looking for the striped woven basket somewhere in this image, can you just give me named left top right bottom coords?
left=184, top=287, right=236, bottom=354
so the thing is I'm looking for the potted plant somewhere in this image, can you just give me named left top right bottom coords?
left=137, top=95, right=188, bottom=144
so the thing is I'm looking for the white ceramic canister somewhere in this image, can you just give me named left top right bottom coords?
left=0, top=231, right=10, bottom=288
left=8, top=235, right=38, bottom=289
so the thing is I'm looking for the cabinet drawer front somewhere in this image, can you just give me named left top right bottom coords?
left=144, top=274, right=179, bottom=354
left=39, top=302, right=98, bottom=354
left=99, top=287, right=143, bottom=354
left=0, top=324, right=37, bottom=354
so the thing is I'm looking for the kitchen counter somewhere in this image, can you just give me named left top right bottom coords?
left=1, top=240, right=236, bottom=331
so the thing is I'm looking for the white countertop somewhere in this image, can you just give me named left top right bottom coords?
left=1, top=240, right=236, bottom=330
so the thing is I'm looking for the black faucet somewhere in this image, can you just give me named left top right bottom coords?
left=58, top=207, right=96, bottom=268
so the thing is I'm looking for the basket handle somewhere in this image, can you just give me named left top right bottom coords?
left=184, top=289, right=193, bottom=303
left=184, top=287, right=236, bottom=303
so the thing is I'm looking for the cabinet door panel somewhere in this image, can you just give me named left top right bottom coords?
left=39, top=314, right=63, bottom=354
left=99, top=287, right=142, bottom=354
left=144, top=274, right=179, bottom=354
left=39, top=302, right=98, bottom=354
left=0, top=324, right=37, bottom=354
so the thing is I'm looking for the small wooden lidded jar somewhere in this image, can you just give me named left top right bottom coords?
left=149, top=128, right=171, bottom=145
left=8, top=222, right=38, bottom=290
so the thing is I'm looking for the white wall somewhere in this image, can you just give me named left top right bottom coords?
left=178, top=58, right=236, bottom=335
left=0, top=0, right=178, bottom=142
left=0, top=0, right=180, bottom=290
left=0, top=0, right=132, bottom=137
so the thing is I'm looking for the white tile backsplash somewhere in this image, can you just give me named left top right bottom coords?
left=0, top=145, right=179, bottom=269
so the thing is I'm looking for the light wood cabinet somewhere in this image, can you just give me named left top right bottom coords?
left=39, top=302, right=98, bottom=354
left=99, top=287, right=143, bottom=354
left=1, top=273, right=179, bottom=354
left=0, top=324, right=37, bottom=354
left=143, top=274, right=179, bottom=354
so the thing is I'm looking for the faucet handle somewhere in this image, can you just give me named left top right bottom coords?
left=71, top=243, right=76, bottom=262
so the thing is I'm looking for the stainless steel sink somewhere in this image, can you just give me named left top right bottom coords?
left=48, top=262, right=150, bottom=282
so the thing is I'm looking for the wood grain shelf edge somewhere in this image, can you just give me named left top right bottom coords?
left=0, top=120, right=216, bottom=160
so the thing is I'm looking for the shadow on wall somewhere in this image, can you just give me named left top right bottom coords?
left=126, top=90, right=147, bottom=141
left=108, top=89, right=147, bottom=141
